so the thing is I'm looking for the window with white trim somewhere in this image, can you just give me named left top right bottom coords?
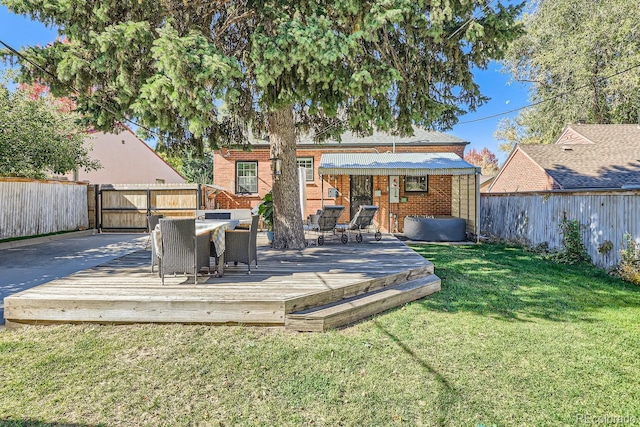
left=236, top=161, right=258, bottom=193
left=404, top=176, right=429, bottom=192
left=297, top=157, right=314, bottom=182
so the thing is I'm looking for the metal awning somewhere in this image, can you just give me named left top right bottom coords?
left=318, top=153, right=479, bottom=176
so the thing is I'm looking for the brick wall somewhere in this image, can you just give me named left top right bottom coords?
left=213, top=144, right=465, bottom=232
left=489, top=148, right=557, bottom=193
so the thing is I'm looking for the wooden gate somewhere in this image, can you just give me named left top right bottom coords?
left=97, top=184, right=206, bottom=231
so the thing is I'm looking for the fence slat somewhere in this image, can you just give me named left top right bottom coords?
left=481, top=190, right=640, bottom=269
left=0, top=178, right=88, bottom=240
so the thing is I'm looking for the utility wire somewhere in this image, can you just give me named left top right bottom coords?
left=0, top=38, right=159, bottom=137
left=455, top=61, right=640, bottom=125
left=314, top=0, right=500, bottom=138
left=0, top=0, right=505, bottom=140
left=6, top=3, right=638, bottom=137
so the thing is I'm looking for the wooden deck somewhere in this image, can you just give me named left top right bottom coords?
left=4, top=234, right=441, bottom=331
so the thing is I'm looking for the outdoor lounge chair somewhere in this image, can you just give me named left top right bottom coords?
left=224, top=215, right=259, bottom=274
left=335, top=205, right=382, bottom=243
left=305, top=205, right=346, bottom=245
left=147, top=214, right=163, bottom=272
left=158, top=218, right=211, bottom=285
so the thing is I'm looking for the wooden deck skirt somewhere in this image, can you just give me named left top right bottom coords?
left=4, top=234, right=440, bottom=331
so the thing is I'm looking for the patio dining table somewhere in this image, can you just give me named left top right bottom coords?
left=195, top=219, right=239, bottom=276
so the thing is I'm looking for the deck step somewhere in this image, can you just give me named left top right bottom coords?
left=284, top=263, right=434, bottom=314
left=285, top=274, right=441, bottom=332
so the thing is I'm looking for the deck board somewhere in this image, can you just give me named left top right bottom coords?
left=4, top=234, right=435, bottom=327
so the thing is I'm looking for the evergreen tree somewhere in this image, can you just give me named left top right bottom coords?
left=2, top=0, right=523, bottom=248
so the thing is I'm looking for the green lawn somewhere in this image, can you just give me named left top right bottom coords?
left=1, top=244, right=639, bottom=426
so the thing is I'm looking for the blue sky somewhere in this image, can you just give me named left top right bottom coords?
left=0, top=5, right=530, bottom=164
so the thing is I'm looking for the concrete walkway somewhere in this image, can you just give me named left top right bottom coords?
left=0, top=233, right=147, bottom=325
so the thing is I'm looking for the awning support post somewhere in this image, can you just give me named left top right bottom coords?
left=320, top=174, right=324, bottom=208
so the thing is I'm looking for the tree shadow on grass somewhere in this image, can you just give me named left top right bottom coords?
left=373, top=320, right=500, bottom=426
left=411, top=244, right=640, bottom=323
left=373, top=320, right=462, bottom=426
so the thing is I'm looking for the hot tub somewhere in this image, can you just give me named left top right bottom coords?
left=404, top=216, right=466, bottom=242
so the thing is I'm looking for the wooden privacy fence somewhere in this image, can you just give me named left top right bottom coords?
left=0, top=177, right=88, bottom=240
left=95, top=183, right=221, bottom=231
left=481, top=189, right=640, bottom=269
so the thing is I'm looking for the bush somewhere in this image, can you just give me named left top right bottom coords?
left=552, top=218, right=591, bottom=265
left=615, top=233, right=640, bottom=285
left=0, top=82, right=100, bottom=179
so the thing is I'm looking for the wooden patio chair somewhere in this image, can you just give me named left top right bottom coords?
left=158, top=218, right=211, bottom=285
left=224, top=215, right=259, bottom=274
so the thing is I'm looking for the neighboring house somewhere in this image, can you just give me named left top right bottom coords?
left=212, top=128, right=480, bottom=234
left=487, top=124, right=640, bottom=193
left=62, top=128, right=185, bottom=184
left=479, top=174, right=496, bottom=193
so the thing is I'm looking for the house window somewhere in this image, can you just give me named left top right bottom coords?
left=297, top=157, right=314, bottom=182
left=405, top=176, right=428, bottom=192
left=236, top=161, right=258, bottom=194
left=155, top=179, right=165, bottom=184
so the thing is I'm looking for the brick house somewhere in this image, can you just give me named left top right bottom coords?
left=212, top=128, right=480, bottom=235
left=487, top=124, right=640, bottom=193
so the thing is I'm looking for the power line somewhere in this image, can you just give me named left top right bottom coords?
left=0, top=1, right=506, bottom=141
left=7, top=4, right=637, bottom=138
left=314, top=0, right=501, bottom=138
left=0, top=38, right=159, bottom=137
left=455, top=61, right=640, bottom=125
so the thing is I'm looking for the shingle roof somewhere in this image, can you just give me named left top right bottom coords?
left=299, top=127, right=467, bottom=146
left=318, top=152, right=478, bottom=176
left=249, top=127, right=467, bottom=147
left=518, top=124, right=640, bottom=189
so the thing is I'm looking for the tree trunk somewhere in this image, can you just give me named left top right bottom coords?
left=268, top=105, right=306, bottom=249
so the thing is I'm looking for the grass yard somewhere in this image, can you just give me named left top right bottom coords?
left=1, top=243, right=639, bottom=426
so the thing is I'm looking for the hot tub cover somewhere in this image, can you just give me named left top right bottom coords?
left=404, top=216, right=467, bottom=242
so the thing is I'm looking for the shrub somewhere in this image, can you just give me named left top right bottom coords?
left=615, top=233, right=640, bottom=285
left=0, top=82, right=100, bottom=179
left=553, top=218, right=590, bottom=265
left=598, top=240, right=614, bottom=254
